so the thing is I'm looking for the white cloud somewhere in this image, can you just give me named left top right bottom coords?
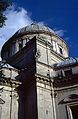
left=0, top=6, right=33, bottom=53
left=55, top=29, right=66, bottom=37
left=0, top=5, right=66, bottom=50
left=0, top=5, right=67, bottom=61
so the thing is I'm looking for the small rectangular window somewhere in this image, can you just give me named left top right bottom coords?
left=59, top=47, right=63, bottom=54
left=11, top=43, right=16, bottom=55
left=19, top=40, right=23, bottom=50
left=64, top=69, right=72, bottom=77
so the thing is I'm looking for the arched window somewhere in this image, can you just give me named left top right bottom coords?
left=59, top=94, right=78, bottom=119
left=18, top=40, right=23, bottom=50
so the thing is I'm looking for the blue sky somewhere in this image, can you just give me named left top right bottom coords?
left=0, top=0, right=78, bottom=58
left=13, top=0, right=78, bottom=57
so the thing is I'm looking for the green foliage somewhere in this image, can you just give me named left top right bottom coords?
left=0, top=0, right=11, bottom=27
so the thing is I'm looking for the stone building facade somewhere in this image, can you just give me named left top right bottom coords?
left=0, top=62, right=20, bottom=119
left=1, top=23, right=78, bottom=119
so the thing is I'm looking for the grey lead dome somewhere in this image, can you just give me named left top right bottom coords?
left=1, top=23, right=69, bottom=65
left=16, top=23, right=55, bottom=35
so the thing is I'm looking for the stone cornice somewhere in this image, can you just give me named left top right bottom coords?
left=55, top=83, right=78, bottom=92
left=35, top=73, right=54, bottom=85
left=0, top=78, right=21, bottom=88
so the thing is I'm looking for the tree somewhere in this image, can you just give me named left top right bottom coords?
left=0, top=0, right=11, bottom=27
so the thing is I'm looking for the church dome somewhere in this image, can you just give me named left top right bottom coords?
left=1, top=23, right=69, bottom=65
left=15, top=23, right=55, bottom=36
left=1, top=23, right=57, bottom=48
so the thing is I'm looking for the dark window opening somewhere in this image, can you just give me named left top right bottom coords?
left=64, top=69, right=72, bottom=78
left=11, top=43, right=16, bottom=55
left=59, top=47, right=63, bottom=54
left=70, top=105, right=78, bottom=119
left=46, top=110, right=48, bottom=115
left=19, top=40, right=23, bottom=50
